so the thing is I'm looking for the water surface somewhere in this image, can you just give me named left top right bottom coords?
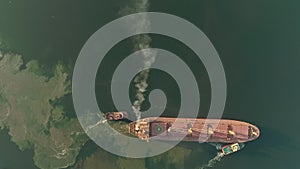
left=1, top=1, right=300, bottom=169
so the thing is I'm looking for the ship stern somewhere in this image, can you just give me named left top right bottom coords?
left=128, top=121, right=150, bottom=140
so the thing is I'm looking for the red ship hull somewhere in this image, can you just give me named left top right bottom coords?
left=129, top=117, right=260, bottom=143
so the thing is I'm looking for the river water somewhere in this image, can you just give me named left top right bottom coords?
left=1, top=1, right=300, bottom=169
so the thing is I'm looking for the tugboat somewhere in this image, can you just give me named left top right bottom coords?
left=105, top=112, right=128, bottom=121
left=221, top=143, right=245, bottom=155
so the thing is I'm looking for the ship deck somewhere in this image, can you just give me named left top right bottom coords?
left=129, top=117, right=260, bottom=143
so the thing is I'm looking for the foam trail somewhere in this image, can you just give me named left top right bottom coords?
left=199, top=152, right=224, bottom=169
left=208, top=143, right=222, bottom=150
left=84, top=113, right=107, bottom=133
left=120, top=0, right=156, bottom=120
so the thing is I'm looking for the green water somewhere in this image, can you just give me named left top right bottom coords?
left=0, top=129, right=38, bottom=169
left=1, top=0, right=300, bottom=169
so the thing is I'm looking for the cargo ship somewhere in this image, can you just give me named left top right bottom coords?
left=128, top=117, right=260, bottom=143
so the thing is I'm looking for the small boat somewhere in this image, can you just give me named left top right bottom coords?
left=221, top=143, right=245, bottom=155
left=105, top=112, right=128, bottom=121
